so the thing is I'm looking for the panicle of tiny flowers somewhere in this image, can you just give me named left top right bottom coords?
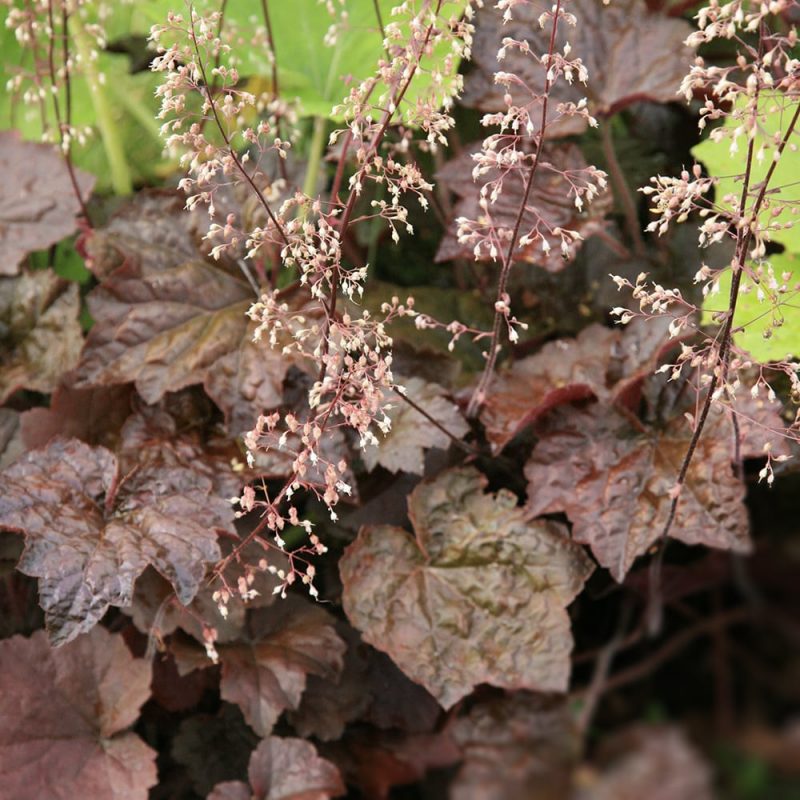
left=220, top=294, right=424, bottom=605
left=150, top=7, right=293, bottom=254
left=149, top=2, right=483, bottom=613
left=325, top=0, right=479, bottom=242
left=454, top=1, right=607, bottom=266
left=463, top=0, right=608, bottom=419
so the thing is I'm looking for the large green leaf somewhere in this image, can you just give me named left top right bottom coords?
left=227, top=0, right=387, bottom=118
left=0, top=5, right=170, bottom=190
left=702, top=252, right=800, bottom=362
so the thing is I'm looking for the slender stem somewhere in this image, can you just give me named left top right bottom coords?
left=72, top=16, right=132, bottom=195
left=372, top=0, right=387, bottom=45
left=465, top=0, right=564, bottom=419
left=302, top=116, right=328, bottom=199
left=600, top=120, right=645, bottom=256
left=46, top=2, right=90, bottom=220
left=573, top=607, right=751, bottom=699
left=330, top=129, right=354, bottom=201
left=391, top=387, right=479, bottom=457
left=259, top=0, right=288, bottom=182
left=575, top=602, right=632, bottom=737
left=260, top=0, right=280, bottom=101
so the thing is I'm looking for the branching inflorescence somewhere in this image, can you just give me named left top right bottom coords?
left=150, top=0, right=478, bottom=614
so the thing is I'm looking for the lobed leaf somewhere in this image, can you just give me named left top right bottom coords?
left=340, top=467, right=594, bottom=708
left=0, top=626, right=156, bottom=799
left=117, top=400, right=244, bottom=499
left=479, top=318, right=673, bottom=452
left=525, top=403, right=751, bottom=581
left=0, top=437, right=230, bottom=645
left=174, top=598, right=346, bottom=737
left=74, top=193, right=311, bottom=433
left=0, top=132, right=94, bottom=274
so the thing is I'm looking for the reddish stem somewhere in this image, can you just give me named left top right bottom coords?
left=466, top=0, right=564, bottom=419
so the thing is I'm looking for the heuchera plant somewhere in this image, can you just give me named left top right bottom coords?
left=0, top=0, right=799, bottom=797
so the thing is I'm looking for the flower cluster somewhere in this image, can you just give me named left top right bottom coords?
left=461, top=0, right=608, bottom=416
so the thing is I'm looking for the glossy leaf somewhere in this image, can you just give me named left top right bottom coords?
left=20, top=380, right=134, bottom=451
left=0, top=626, right=156, bottom=799
left=340, top=467, right=594, bottom=708
left=525, top=403, right=751, bottom=581
left=74, top=193, right=309, bottom=433
left=0, top=437, right=230, bottom=645
left=117, top=400, right=244, bottom=499
left=480, top=319, right=672, bottom=452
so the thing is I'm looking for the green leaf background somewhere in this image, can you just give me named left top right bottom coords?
left=702, top=252, right=800, bottom=362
